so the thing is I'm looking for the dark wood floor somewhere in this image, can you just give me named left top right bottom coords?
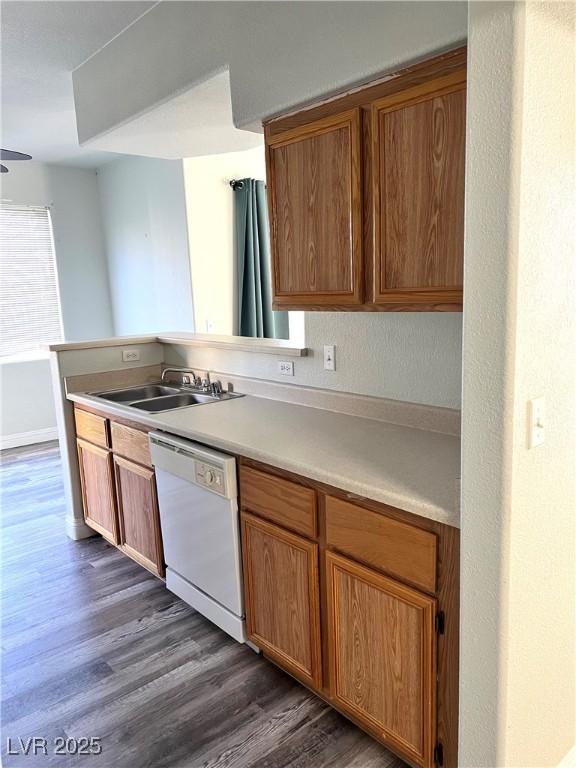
left=1, top=442, right=406, bottom=768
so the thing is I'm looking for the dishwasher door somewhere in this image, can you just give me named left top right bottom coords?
left=154, top=467, right=243, bottom=615
left=150, top=432, right=244, bottom=624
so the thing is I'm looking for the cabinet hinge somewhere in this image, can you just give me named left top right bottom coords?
left=434, top=742, right=444, bottom=766
left=435, top=611, right=445, bottom=635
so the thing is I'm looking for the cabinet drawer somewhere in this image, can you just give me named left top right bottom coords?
left=240, top=466, right=316, bottom=538
left=74, top=408, right=109, bottom=448
left=111, top=422, right=152, bottom=468
left=325, top=495, right=437, bottom=593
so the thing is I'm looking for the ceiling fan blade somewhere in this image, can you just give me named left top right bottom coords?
left=0, top=164, right=8, bottom=173
left=1, top=149, right=32, bottom=161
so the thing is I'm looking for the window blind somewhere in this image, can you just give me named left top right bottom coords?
left=0, top=205, right=63, bottom=356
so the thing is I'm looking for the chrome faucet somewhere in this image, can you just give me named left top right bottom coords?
left=210, top=380, right=223, bottom=396
left=199, top=372, right=224, bottom=395
left=161, top=367, right=201, bottom=388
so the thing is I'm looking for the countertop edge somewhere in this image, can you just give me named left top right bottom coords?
left=68, top=392, right=460, bottom=530
left=48, top=333, right=307, bottom=357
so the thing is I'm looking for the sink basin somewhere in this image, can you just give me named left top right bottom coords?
left=94, top=384, right=181, bottom=402
left=130, top=393, right=217, bottom=412
left=88, top=381, right=243, bottom=412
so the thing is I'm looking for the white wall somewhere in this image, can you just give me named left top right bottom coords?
left=460, top=3, right=576, bottom=766
left=0, top=354, right=56, bottom=449
left=183, top=146, right=266, bottom=335
left=1, top=161, right=114, bottom=340
left=0, top=161, right=114, bottom=445
left=73, top=2, right=467, bottom=142
left=181, top=148, right=462, bottom=410
left=97, top=156, right=195, bottom=336
left=164, top=312, right=463, bottom=409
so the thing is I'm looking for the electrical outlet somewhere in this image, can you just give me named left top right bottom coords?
left=528, top=397, right=545, bottom=448
left=122, top=349, right=141, bottom=363
left=324, top=345, right=336, bottom=371
left=278, top=361, right=294, bottom=376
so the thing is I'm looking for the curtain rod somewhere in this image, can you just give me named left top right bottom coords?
left=229, top=179, right=245, bottom=190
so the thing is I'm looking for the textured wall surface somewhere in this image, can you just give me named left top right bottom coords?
left=97, top=156, right=195, bottom=336
left=0, top=356, right=56, bottom=441
left=164, top=312, right=463, bottom=409
left=460, top=3, right=576, bottom=766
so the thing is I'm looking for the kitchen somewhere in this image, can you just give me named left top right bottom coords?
left=1, top=3, right=574, bottom=768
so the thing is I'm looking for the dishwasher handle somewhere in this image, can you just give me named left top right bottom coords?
left=149, top=431, right=238, bottom=500
left=150, top=435, right=198, bottom=460
left=150, top=436, right=178, bottom=452
left=150, top=435, right=210, bottom=459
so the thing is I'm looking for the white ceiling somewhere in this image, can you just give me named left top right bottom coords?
left=1, top=1, right=155, bottom=168
left=1, top=1, right=263, bottom=170
left=84, top=70, right=263, bottom=159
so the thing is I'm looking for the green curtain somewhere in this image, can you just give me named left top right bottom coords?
left=234, top=179, right=289, bottom=340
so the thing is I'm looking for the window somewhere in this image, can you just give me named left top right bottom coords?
left=0, top=205, right=63, bottom=356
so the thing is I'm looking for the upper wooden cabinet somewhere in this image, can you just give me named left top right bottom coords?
left=264, top=48, right=466, bottom=312
left=266, top=110, right=363, bottom=308
left=372, top=73, right=466, bottom=307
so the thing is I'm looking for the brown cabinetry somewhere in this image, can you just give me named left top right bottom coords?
left=239, top=459, right=459, bottom=767
left=371, top=74, right=465, bottom=308
left=266, top=110, right=363, bottom=308
left=264, top=48, right=466, bottom=312
left=114, top=456, right=164, bottom=577
left=326, top=551, right=436, bottom=768
left=240, top=465, right=317, bottom=538
left=74, top=406, right=164, bottom=577
left=77, top=438, right=118, bottom=544
left=241, top=512, right=322, bottom=689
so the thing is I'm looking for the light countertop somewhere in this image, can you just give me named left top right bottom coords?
left=68, top=391, right=461, bottom=528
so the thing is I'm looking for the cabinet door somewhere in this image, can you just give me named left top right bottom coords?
left=241, top=513, right=322, bottom=689
left=266, top=109, right=363, bottom=308
left=326, top=551, right=437, bottom=768
left=114, top=456, right=164, bottom=577
left=77, top=439, right=118, bottom=544
left=372, top=73, right=466, bottom=309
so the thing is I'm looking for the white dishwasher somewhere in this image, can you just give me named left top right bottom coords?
left=149, top=431, right=246, bottom=643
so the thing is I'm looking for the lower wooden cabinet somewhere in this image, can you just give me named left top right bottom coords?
left=240, top=460, right=459, bottom=767
left=326, top=551, right=437, bottom=768
left=74, top=407, right=164, bottom=578
left=241, top=512, right=322, bottom=689
left=77, top=438, right=119, bottom=544
left=114, top=455, right=164, bottom=577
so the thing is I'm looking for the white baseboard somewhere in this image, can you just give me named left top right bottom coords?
left=558, top=746, right=576, bottom=768
left=0, top=427, right=59, bottom=450
left=65, top=515, right=96, bottom=541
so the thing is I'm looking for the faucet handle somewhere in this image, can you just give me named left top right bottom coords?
left=210, top=380, right=223, bottom=396
left=201, top=373, right=211, bottom=391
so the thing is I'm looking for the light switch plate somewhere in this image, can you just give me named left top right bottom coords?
left=324, top=345, right=336, bottom=371
left=528, top=397, right=545, bottom=448
left=122, top=349, right=141, bottom=363
left=278, top=361, right=294, bottom=376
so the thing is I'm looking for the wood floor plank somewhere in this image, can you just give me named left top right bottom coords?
left=1, top=443, right=405, bottom=768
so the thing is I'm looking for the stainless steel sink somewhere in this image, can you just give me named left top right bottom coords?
left=88, top=381, right=243, bottom=412
left=130, top=392, right=217, bottom=412
left=94, top=384, right=181, bottom=402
